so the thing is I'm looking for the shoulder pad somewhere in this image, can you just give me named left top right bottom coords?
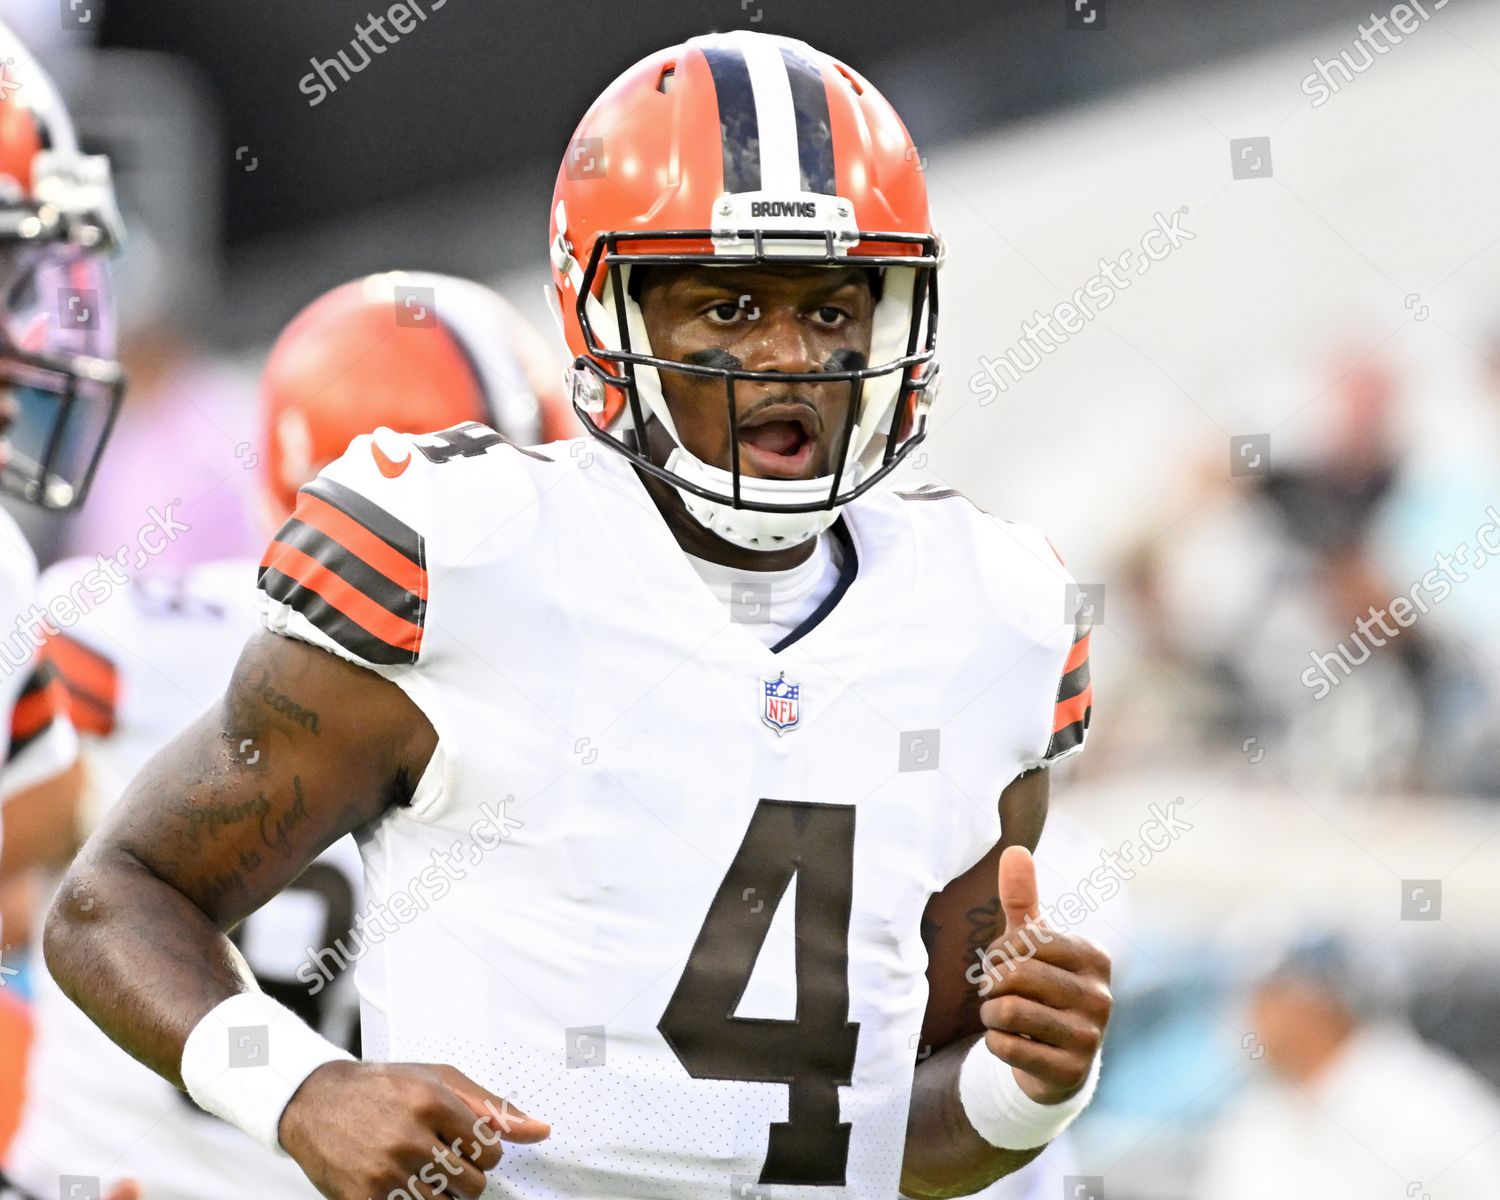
left=256, top=423, right=548, bottom=668
left=892, top=489, right=1093, bottom=764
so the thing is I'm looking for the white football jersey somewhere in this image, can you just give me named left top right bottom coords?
left=7, top=557, right=361, bottom=1200
left=0, top=504, right=78, bottom=803
left=257, top=425, right=1093, bottom=1199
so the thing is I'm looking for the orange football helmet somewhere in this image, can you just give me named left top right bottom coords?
left=0, top=18, right=125, bottom=510
left=259, top=270, right=573, bottom=524
left=548, top=29, right=941, bottom=549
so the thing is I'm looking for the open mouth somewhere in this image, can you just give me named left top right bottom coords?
left=736, top=405, right=818, bottom=479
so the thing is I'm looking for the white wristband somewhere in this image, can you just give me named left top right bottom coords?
left=958, top=1036, right=1101, bottom=1150
left=179, top=992, right=354, bottom=1155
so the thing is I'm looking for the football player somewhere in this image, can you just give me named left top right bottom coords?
left=45, top=31, right=1108, bottom=1200
left=0, top=18, right=128, bottom=1200
left=4, top=272, right=570, bottom=1200
left=0, top=13, right=124, bottom=910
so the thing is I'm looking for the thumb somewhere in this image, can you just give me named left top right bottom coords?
left=433, top=1064, right=552, bottom=1143
left=104, top=1182, right=142, bottom=1200
left=998, top=844, right=1041, bottom=937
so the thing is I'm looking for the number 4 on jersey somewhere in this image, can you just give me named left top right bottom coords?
left=658, top=799, right=860, bottom=1185
left=416, top=421, right=508, bottom=464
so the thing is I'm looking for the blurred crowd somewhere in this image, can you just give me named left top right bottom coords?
left=1097, top=352, right=1500, bottom=801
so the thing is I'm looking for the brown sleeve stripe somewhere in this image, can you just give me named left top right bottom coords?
left=42, top=633, right=118, bottom=736
left=1053, top=686, right=1093, bottom=734
left=1046, top=624, right=1092, bottom=759
left=258, top=547, right=424, bottom=664
left=291, top=484, right=425, bottom=597
left=266, top=521, right=423, bottom=623
left=257, top=479, right=427, bottom=666
left=304, top=477, right=422, bottom=563
left=1062, top=628, right=1090, bottom=678
left=7, top=659, right=72, bottom=760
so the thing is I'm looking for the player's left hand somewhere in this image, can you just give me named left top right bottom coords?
left=976, top=845, right=1112, bottom=1104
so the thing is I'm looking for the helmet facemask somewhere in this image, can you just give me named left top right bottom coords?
left=565, top=218, right=941, bottom=551
left=0, top=147, right=126, bottom=511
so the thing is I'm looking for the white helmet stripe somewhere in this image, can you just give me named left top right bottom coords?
left=733, top=32, right=802, bottom=195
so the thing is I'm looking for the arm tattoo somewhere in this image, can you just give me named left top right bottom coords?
left=250, top=668, right=321, bottom=734
left=958, top=897, right=1000, bottom=1027
left=259, top=775, right=311, bottom=855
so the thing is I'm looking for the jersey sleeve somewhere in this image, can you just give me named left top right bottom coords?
left=0, top=655, right=80, bottom=799
left=987, top=518, right=1094, bottom=771
left=0, top=548, right=81, bottom=801
left=40, top=627, right=119, bottom=737
left=1044, top=614, right=1092, bottom=763
left=895, top=487, right=1096, bottom=774
left=1029, top=529, right=1093, bottom=766
left=257, top=427, right=431, bottom=671
left=256, top=423, right=541, bottom=820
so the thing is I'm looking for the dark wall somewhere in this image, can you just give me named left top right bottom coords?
left=98, top=0, right=1381, bottom=248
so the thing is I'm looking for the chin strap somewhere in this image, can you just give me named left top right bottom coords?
left=662, top=436, right=862, bottom=551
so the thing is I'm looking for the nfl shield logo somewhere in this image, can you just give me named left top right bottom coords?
left=761, top=671, right=801, bottom=735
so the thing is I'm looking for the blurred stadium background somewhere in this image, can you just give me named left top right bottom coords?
left=4, top=0, right=1500, bottom=1196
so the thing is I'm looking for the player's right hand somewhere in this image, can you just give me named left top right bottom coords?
left=278, top=1061, right=551, bottom=1200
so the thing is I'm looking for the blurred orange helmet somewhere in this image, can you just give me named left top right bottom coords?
left=548, top=29, right=942, bottom=550
left=0, top=18, right=125, bottom=510
left=259, top=270, right=575, bottom=522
